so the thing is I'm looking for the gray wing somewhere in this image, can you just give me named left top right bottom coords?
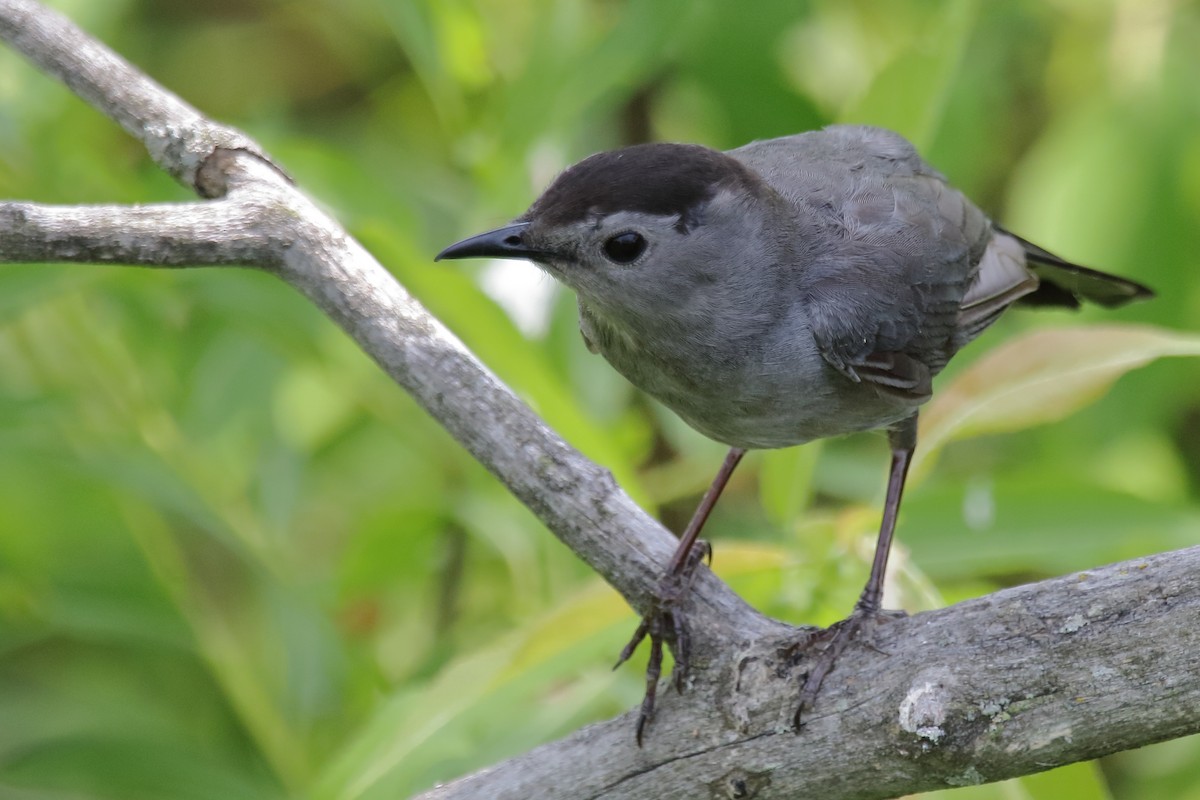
left=729, top=125, right=1035, bottom=401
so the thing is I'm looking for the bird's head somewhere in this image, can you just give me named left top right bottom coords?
left=436, top=143, right=786, bottom=324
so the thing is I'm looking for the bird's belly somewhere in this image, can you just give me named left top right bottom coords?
left=620, top=353, right=917, bottom=449
left=588, top=315, right=919, bottom=449
left=669, top=380, right=917, bottom=449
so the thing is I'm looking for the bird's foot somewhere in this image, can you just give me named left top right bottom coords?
left=613, top=540, right=711, bottom=746
left=791, top=603, right=907, bottom=729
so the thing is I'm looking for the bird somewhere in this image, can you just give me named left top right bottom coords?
left=435, top=124, right=1153, bottom=744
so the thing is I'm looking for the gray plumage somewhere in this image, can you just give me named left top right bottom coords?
left=439, top=125, right=1149, bottom=450
left=437, top=124, right=1153, bottom=740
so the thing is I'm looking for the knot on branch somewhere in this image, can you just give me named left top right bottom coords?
left=195, top=146, right=293, bottom=199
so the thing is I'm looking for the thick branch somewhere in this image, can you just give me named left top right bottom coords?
left=418, top=545, right=1200, bottom=800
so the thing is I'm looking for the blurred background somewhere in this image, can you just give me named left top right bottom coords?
left=1, top=0, right=1199, bottom=798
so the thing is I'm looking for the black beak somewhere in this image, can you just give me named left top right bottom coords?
left=435, top=222, right=539, bottom=262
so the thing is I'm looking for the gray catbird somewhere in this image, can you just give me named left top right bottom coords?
left=436, top=124, right=1153, bottom=742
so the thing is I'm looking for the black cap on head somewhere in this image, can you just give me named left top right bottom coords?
left=524, top=143, right=762, bottom=232
left=435, top=143, right=769, bottom=264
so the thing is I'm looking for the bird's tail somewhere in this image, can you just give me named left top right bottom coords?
left=998, top=227, right=1155, bottom=309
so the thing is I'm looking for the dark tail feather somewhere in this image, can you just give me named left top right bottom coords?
left=997, top=227, right=1155, bottom=309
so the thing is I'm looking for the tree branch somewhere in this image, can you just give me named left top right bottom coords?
left=0, top=0, right=764, bottom=639
left=0, top=198, right=272, bottom=265
left=1, top=2, right=1194, bottom=798
left=418, top=545, right=1200, bottom=800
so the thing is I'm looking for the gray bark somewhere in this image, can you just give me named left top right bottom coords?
left=0, top=2, right=1195, bottom=798
left=422, top=545, right=1200, bottom=800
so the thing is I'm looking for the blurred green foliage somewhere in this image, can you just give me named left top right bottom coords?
left=1, top=1, right=1199, bottom=798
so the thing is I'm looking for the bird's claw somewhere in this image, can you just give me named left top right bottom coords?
left=791, top=604, right=906, bottom=729
left=614, top=541, right=711, bottom=746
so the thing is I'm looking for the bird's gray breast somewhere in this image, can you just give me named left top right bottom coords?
left=578, top=300, right=917, bottom=450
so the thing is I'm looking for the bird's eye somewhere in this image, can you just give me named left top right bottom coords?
left=603, top=232, right=647, bottom=264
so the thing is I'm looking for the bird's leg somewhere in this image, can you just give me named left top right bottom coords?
left=794, top=415, right=917, bottom=728
left=615, top=446, right=745, bottom=745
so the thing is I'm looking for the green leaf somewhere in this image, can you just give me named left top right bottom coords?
left=901, top=475, right=1199, bottom=582
left=1021, top=760, right=1113, bottom=800
left=919, top=760, right=1111, bottom=799
left=915, top=324, right=1200, bottom=479
left=311, top=580, right=637, bottom=800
